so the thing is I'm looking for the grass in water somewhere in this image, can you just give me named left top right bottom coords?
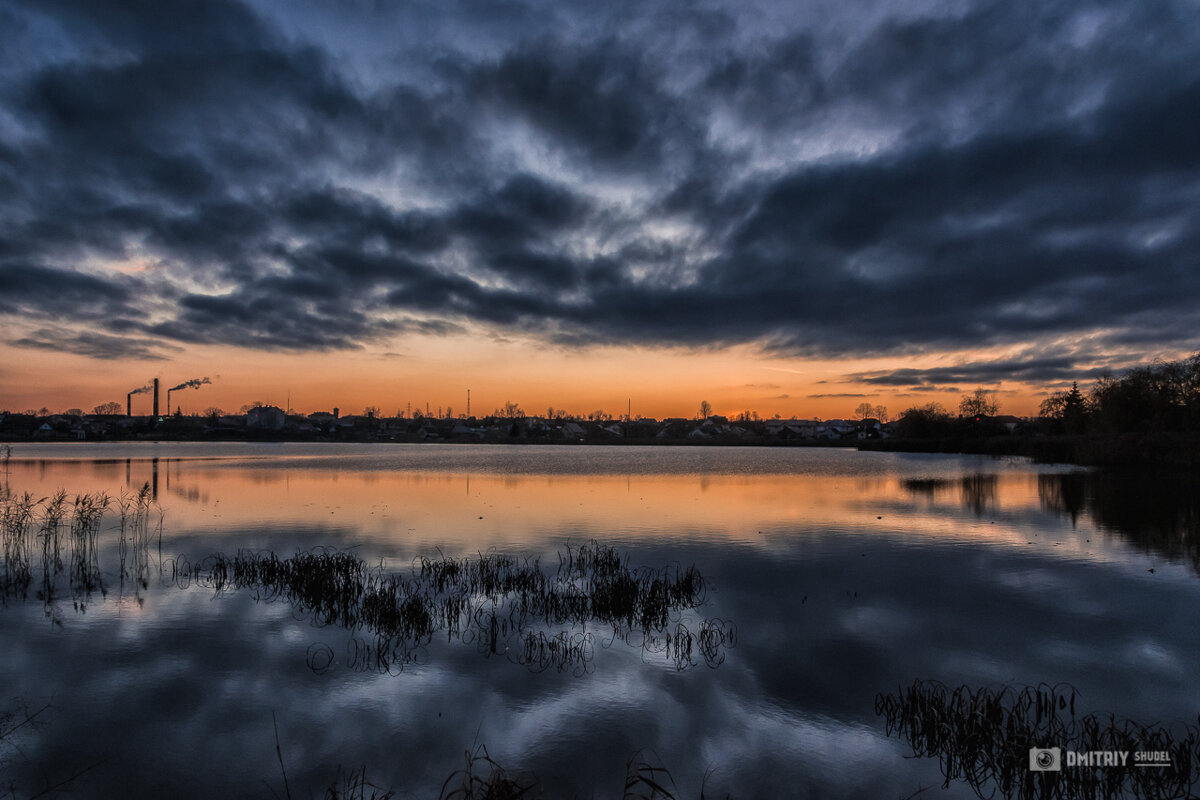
left=876, top=680, right=1200, bottom=800
left=186, top=541, right=735, bottom=675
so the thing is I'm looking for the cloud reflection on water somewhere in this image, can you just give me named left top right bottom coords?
left=2, top=446, right=1199, bottom=797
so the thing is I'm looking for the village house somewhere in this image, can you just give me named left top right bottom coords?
left=246, top=405, right=286, bottom=430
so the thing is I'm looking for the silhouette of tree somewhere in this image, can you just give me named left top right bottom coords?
left=959, top=388, right=999, bottom=418
left=498, top=401, right=524, bottom=419
left=854, top=402, right=890, bottom=422
left=898, top=402, right=954, bottom=438
left=92, top=401, right=122, bottom=415
left=699, top=400, right=712, bottom=420
left=1089, top=354, right=1200, bottom=433
left=1039, top=382, right=1088, bottom=434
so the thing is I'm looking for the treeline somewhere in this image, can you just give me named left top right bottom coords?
left=893, top=352, right=1200, bottom=437
left=1039, top=352, right=1200, bottom=435
left=871, top=352, right=1200, bottom=467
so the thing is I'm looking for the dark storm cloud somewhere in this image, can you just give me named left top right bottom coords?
left=897, top=386, right=961, bottom=395
left=808, top=393, right=872, bottom=399
left=14, top=328, right=178, bottom=360
left=1, top=0, right=1198, bottom=376
left=463, top=36, right=711, bottom=176
left=848, top=357, right=1116, bottom=388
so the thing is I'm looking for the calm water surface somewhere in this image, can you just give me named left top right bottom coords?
left=2, top=443, right=1198, bottom=798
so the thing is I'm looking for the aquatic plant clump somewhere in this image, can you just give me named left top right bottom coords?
left=0, top=492, right=39, bottom=598
left=324, top=764, right=396, bottom=800
left=432, top=744, right=715, bottom=800
left=1, top=490, right=121, bottom=609
left=875, top=680, right=1200, bottom=800
left=438, top=745, right=541, bottom=800
left=190, top=541, right=733, bottom=676
left=3, top=487, right=734, bottom=675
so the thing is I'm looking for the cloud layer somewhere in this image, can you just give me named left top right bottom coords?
left=2, top=0, right=1198, bottom=377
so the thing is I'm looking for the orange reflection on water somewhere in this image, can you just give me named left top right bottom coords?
left=2, top=455, right=1106, bottom=559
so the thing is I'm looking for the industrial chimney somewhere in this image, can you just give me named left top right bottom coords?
left=127, top=393, right=133, bottom=417
left=153, top=378, right=160, bottom=418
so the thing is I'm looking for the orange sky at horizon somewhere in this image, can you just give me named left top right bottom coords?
left=0, top=333, right=1083, bottom=420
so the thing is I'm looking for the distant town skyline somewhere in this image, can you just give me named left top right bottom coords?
left=0, top=342, right=1165, bottom=421
left=2, top=1, right=1197, bottom=419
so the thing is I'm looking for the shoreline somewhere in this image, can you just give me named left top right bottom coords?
left=4, top=430, right=1198, bottom=469
left=858, top=431, right=1200, bottom=469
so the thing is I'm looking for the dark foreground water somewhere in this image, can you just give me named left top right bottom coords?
left=1, top=443, right=1198, bottom=799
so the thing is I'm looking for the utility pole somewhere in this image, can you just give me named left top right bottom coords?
left=467, top=388, right=470, bottom=418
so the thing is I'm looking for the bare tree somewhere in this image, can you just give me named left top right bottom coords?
left=854, top=402, right=890, bottom=423
left=699, top=400, right=712, bottom=420
left=92, top=401, right=122, bottom=415
left=959, top=388, right=1000, bottom=418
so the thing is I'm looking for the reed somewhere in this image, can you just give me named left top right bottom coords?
left=4, top=492, right=734, bottom=675
left=622, top=752, right=682, bottom=800
left=430, top=745, right=729, bottom=799
left=68, top=491, right=109, bottom=608
left=876, top=680, right=1200, bottom=799
left=324, top=764, right=395, bottom=800
left=1, top=491, right=38, bottom=598
left=116, top=483, right=155, bottom=592
left=38, top=489, right=67, bottom=580
left=1, top=488, right=149, bottom=615
left=438, top=745, right=540, bottom=800
left=195, top=542, right=733, bottom=676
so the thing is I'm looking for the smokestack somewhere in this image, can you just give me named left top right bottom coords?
left=333, top=407, right=339, bottom=418
left=127, top=381, right=154, bottom=416
left=164, top=377, right=211, bottom=415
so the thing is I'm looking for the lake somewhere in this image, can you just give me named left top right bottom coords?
left=2, top=443, right=1198, bottom=798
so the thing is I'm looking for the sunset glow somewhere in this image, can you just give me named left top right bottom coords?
left=1, top=2, right=1197, bottom=419
left=0, top=336, right=1181, bottom=421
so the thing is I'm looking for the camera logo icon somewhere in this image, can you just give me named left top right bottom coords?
left=1030, top=747, right=1062, bottom=772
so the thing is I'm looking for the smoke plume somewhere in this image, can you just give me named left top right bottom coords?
left=170, top=377, right=212, bottom=391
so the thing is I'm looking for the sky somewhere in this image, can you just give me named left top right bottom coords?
left=1, top=0, right=1198, bottom=419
